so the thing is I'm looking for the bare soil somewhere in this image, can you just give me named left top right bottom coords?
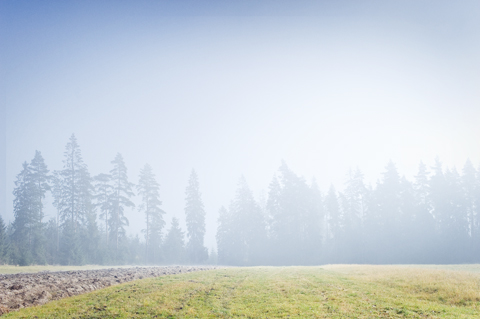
left=0, top=265, right=218, bottom=316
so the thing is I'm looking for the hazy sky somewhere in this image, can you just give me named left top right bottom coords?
left=3, top=1, right=480, bottom=249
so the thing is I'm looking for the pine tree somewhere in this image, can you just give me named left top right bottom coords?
left=216, top=206, right=232, bottom=265
left=184, top=170, right=208, bottom=264
left=462, top=160, right=477, bottom=256
left=229, top=176, right=266, bottom=265
left=163, top=217, right=185, bottom=264
left=428, top=158, right=450, bottom=262
left=444, top=167, right=469, bottom=262
left=324, top=185, right=341, bottom=262
left=11, top=162, right=34, bottom=265
left=412, top=161, right=435, bottom=262
left=375, top=161, right=402, bottom=262
left=341, top=168, right=367, bottom=263
left=302, top=178, right=323, bottom=265
left=109, top=153, right=135, bottom=263
left=44, top=218, right=58, bottom=264
left=0, top=214, right=7, bottom=264
left=137, top=164, right=165, bottom=264
left=475, top=164, right=480, bottom=260
left=399, top=176, right=416, bottom=262
left=268, top=162, right=316, bottom=265
left=53, top=134, right=96, bottom=265
left=93, top=173, right=112, bottom=253
left=28, top=151, right=50, bottom=264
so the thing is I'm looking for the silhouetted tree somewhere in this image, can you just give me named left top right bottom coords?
left=0, top=214, right=8, bottom=264
left=268, top=162, right=320, bottom=265
left=411, top=161, right=436, bottom=263
left=324, top=185, right=341, bottom=262
left=184, top=170, right=208, bottom=264
left=229, top=177, right=266, bottom=265
left=93, top=173, right=112, bottom=254
left=11, top=162, right=34, bottom=265
left=163, top=217, right=185, bottom=264
left=137, top=164, right=164, bottom=264
left=462, top=160, right=477, bottom=258
left=341, top=169, right=367, bottom=263
left=28, top=151, right=50, bottom=264
left=53, top=134, right=96, bottom=265
left=109, top=153, right=135, bottom=263
left=216, top=206, right=233, bottom=265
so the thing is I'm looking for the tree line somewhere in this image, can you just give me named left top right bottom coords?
left=217, top=160, right=480, bottom=265
left=1, top=134, right=479, bottom=266
left=0, top=134, right=209, bottom=266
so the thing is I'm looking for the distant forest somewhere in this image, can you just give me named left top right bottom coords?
left=1, top=134, right=479, bottom=266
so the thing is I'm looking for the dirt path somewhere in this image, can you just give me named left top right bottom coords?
left=0, top=265, right=219, bottom=315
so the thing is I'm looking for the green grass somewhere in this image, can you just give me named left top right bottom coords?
left=4, top=265, right=480, bottom=318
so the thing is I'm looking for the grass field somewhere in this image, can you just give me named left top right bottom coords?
left=3, top=265, right=480, bottom=318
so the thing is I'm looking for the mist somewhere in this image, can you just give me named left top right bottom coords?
left=1, top=1, right=479, bottom=266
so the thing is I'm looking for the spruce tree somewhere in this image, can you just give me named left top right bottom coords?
left=137, top=164, right=164, bottom=264
left=374, top=161, right=402, bottom=263
left=412, top=162, right=435, bottom=262
left=28, top=151, right=50, bottom=264
left=341, top=169, right=366, bottom=263
left=53, top=134, right=96, bottom=265
left=462, top=160, right=477, bottom=256
left=305, top=179, right=323, bottom=264
left=109, top=153, right=135, bottom=263
left=44, top=218, right=58, bottom=264
left=444, top=167, right=469, bottom=262
left=216, top=206, right=232, bottom=265
left=475, top=164, right=480, bottom=260
left=11, top=151, right=50, bottom=265
left=184, top=170, right=208, bottom=264
left=11, top=162, right=34, bottom=265
left=93, top=173, right=112, bottom=252
left=0, top=214, right=7, bottom=264
left=268, top=162, right=316, bottom=265
left=228, top=176, right=266, bottom=265
left=163, top=217, right=185, bottom=264
left=324, top=185, right=341, bottom=262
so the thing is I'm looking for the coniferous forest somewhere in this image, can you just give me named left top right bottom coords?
left=1, top=134, right=479, bottom=266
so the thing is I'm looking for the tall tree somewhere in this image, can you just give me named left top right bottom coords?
left=93, top=173, right=112, bottom=250
left=216, top=206, right=232, bottom=265
left=305, top=179, right=324, bottom=264
left=109, top=153, right=135, bottom=262
left=53, top=134, right=96, bottom=265
left=376, top=161, right=402, bottom=262
left=230, top=177, right=266, bottom=265
left=184, top=170, right=208, bottom=264
left=444, top=167, right=470, bottom=262
left=268, top=162, right=318, bottom=265
left=462, top=160, right=477, bottom=256
left=163, top=217, right=185, bottom=264
left=137, top=164, right=164, bottom=264
left=341, top=168, right=367, bottom=263
left=0, top=214, right=8, bottom=264
left=11, top=162, right=34, bottom=265
left=28, top=151, right=50, bottom=264
left=324, top=185, right=341, bottom=262
left=412, top=161, right=435, bottom=262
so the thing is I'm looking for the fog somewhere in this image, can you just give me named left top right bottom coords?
left=2, top=1, right=480, bottom=265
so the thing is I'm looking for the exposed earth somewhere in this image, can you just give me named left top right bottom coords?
left=0, top=265, right=219, bottom=316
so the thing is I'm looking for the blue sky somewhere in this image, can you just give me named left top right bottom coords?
left=2, top=1, right=480, bottom=248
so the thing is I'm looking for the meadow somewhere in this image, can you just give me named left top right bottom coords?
left=3, top=264, right=480, bottom=318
